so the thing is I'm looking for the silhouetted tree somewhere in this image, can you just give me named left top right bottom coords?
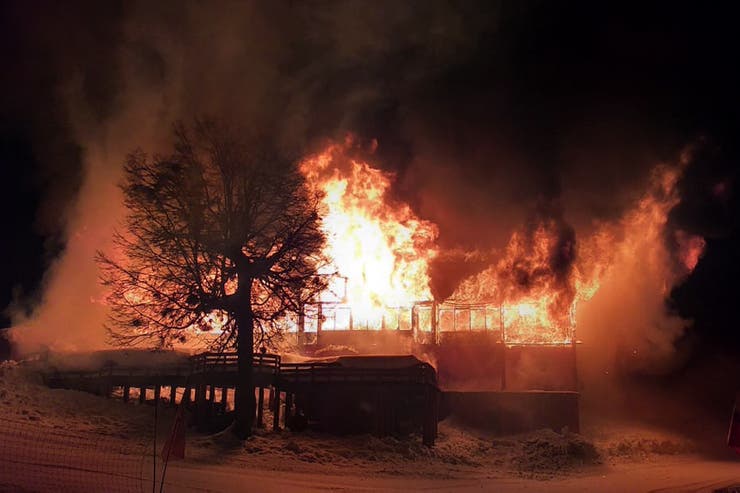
left=97, top=120, right=327, bottom=437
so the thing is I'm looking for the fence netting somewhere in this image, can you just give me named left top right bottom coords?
left=0, top=417, right=148, bottom=492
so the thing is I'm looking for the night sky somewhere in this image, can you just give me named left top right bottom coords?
left=1, top=1, right=739, bottom=362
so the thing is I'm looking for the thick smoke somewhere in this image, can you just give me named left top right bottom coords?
left=6, top=0, right=717, bottom=373
left=6, top=1, right=493, bottom=353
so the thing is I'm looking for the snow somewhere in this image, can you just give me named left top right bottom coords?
left=1, top=356, right=738, bottom=492
left=0, top=360, right=156, bottom=437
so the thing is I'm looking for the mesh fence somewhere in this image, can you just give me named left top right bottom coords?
left=0, top=417, right=149, bottom=492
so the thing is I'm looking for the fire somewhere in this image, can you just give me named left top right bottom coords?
left=105, top=136, right=705, bottom=351
left=591, top=162, right=705, bottom=296
left=294, top=140, right=705, bottom=344
left=448, top=218, right=578, bottom=344
left=300, top=140, right=438, bottom=329
left=446, top=160, right=705, bottom=344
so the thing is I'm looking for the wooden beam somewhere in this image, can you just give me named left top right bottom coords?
left=257, top=387, right=264, bottom=427
left=170, top=385, right=178, bottom=407
left=220, top=387, right=228, bottom=412
left=195, top=382, right=207, bottom=428
left=285, top=392, right=293, bottom=429
left=422, top=385, right=437, bottom=447
left=272, top=389, right=281, bottom=431
left=207, top=384, right=215, bottom=419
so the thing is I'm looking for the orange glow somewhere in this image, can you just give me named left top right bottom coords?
left=127, top=139, right=704, bottom=348
left=300, top=140, right=438, bottom=329
left=293, top=140, right=705, bottom=344
left=675, top=230, right=706, bottom=272
left=450, top=220, right=579, bottom=344
left=437, top=160, right=703, bottom=344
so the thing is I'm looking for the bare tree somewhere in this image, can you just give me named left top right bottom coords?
left=97, top=120, right=327, bottom=437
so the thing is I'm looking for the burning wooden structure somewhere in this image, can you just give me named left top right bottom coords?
left=43, top=351, right=440, bottom=445
left=289, top=299, right=580, bottom=433
left=43, top=136, right=706, bottom=444
left=294, top=299, right=577, bottom=390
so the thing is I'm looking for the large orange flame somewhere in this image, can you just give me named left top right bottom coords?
left=300, top=140, right=438, bottom=329
left=297, top=140, right=704, bottom=345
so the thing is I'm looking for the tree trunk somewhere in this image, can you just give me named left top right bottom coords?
left=233, top=283, right=256, bottom=439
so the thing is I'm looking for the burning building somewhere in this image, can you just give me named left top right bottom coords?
left=271, top=138, right=705, bottom=432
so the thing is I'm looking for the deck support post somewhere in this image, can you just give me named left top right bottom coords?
left=139, top=387, right=146, bottom=404
left=207, top=384, right=216, bottom=418
left=285, top=392, right=293, bottom=428
left=123, top=386, right=130, bottom=403
left=422, top=385, right=438, bottom=447
left=220, top=387, right=228, bottom=411
left=272, top=388, right=281, bottom=431
left=169, top=385, right=178, bottom=406
left=257, top=387, right=265, bottom=427
left=195, top=382, right=207, bottom=428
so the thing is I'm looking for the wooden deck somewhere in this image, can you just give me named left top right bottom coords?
left=277, top=359, right=439, bottom=444
left=45, top=353, right=278, bottom=399
left=43, top=352, right=440, bottom=445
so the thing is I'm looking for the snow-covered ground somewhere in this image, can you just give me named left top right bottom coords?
left=1, top=358, right=738, bottom=492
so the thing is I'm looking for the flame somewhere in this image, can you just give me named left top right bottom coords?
left=300, top=140, right=438, bottom=329
left=448, top=218, right=577, bottom=343
left=293, top=140, right=705, bottom=345
left=445, top=161, right=705, bottom=344
left=115, top=138, right=704, bottom=349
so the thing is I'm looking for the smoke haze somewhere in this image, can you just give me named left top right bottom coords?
left=2, top=0, right=734, bottom=390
